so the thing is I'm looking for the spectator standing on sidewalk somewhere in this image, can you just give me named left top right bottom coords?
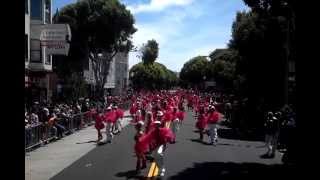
left=74, top=102, right=82, bottom=130
left=39, top=106, right=50, bottom=144
left=51, top=112, right=66, bottom=139
left=25, top=111, right=32, bottom=146
left=30, top=109, right=39, bottom=125
left=48, top=112, right=58, bottom=139
left=224, top=101, right=232, bottom=124
left=263, top=111, right=279, bottom=158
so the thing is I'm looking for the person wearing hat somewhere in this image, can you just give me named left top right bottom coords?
left=195, top=106, right=208, bottom=142
left=104, top=106, right=115, bottom=143
left=112, top=105, right=122, bottom=134
left=207, top=105, right=220, bottom=145
left=156, top=110, right=164, bottom=124
left=145, top=111, right=154, bottom=134
left=170, top=107, right=180, bottom=143
left=94, top=108, right=105, bottom=143
left=149, top=119, right=174, bottom=177
left=117, top=105, right=125, bottom=129
left=134, top=121, right=147, bottom=173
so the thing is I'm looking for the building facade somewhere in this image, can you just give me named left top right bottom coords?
left=25, top=0, right=57, bottom=105
left=84, top=52, right=129, bottom=97
left=113, top=52, right=129, bottom=95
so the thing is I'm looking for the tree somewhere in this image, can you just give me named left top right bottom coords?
left=129, top=39, right=177, bottom=90
left=225, top=0, right=297, bottom=134
left=140, top=39, right=159, bottom=64
left=229, top=9, right=289, bottom=109
left=208, top=48, right=240, bottom=91
left=242, top=0, right=298, bottom=164
left=180, top=56, right=210, bottom=88
left=54, top=0, right=136, bottom=98
left=129, top=62, right=176, bottom=90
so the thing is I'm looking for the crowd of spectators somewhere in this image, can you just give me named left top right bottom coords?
left=25, top=99, right=94, bottom=147
left=25, top=95, right=131, bottom=149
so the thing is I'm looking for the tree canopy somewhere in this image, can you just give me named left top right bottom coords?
left=129, top=39, right=177, bottom=90
left=54, top=0, right=137, bottom=98
left=129, top=62, right=177, bottom=90
left=141, top=39, right=159, bottom=64
left=179, top=56, right=210, bottom=86
left=208, top=49, right=240, bottom=90
left=55, top=0, right=136, bottom=54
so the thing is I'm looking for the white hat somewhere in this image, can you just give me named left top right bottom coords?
left=157, top=111, right=164, bottom=116
left=137, top=121, right=144, bottom=126
left=112, top=105, right=118, bottom=109
left=107, top=106, right=112, bottom=110
left=154, top=121, right=161, bottom=124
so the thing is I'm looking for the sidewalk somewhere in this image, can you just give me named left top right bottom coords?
left=25, top=111, right=132, bottom=180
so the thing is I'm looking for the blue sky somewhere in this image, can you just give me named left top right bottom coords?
left=53, top=0, right=249, bottom=72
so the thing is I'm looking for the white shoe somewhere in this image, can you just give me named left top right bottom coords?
left=160, top=168, right=165, bottom=177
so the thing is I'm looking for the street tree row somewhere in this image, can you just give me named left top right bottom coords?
left=180, top=0, right=296, bottom=130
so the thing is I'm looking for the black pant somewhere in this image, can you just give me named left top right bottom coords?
left=55, top=123, right=66, bottom=138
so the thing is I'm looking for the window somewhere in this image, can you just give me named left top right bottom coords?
left=25, top=34, right=28, bottom=62
left=45, top=55, right=51, bottom=65
left=45, top=0, right=51, bottom=23
left=25, top=0, right=29, bottom=14
left=30, top=39, right=42, bottom=63
left=31, top=0, right=42, bottom=20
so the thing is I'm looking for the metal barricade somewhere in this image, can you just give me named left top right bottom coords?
left=25, top=110, right=96, bottom=152
left=83, top=111, right=94, bottom=126
left=25, top=123, right=42, bottom=150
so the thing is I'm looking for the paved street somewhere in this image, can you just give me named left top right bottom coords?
left=43, top=110, right=297, bottom=180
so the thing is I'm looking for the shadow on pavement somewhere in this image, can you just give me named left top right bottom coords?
left=167, top=162, right=298, bottom=180
left=76, top=140, right=97, bottom=144
left=218, top=128, right=264, bottom=142
left=115, top=169, right=145, bottom=180
left=217, top=143, right=234, bottom=146
left=189, top=138, right=212, bottom=145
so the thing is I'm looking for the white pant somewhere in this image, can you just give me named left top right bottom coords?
left=266, top=133, right=278, bottom=155
left=171, top=119, right=180, bottom=135
left=106, top=122, right=114, bottom=142
left=153, top=145, right=165, bottom=171
left=115, top=119, right=122, bottom=132
left=208, top=123, right=218, bottom=143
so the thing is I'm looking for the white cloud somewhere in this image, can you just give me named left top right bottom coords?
left=127, top=0, right=246, bottom=72
left=128, top=0, right=194, bottom=14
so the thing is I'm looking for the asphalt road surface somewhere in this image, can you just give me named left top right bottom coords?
left=51, top=110, right=297, bottom=180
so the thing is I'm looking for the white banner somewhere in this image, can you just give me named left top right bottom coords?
left=40, top=24, right=71, bottom=55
